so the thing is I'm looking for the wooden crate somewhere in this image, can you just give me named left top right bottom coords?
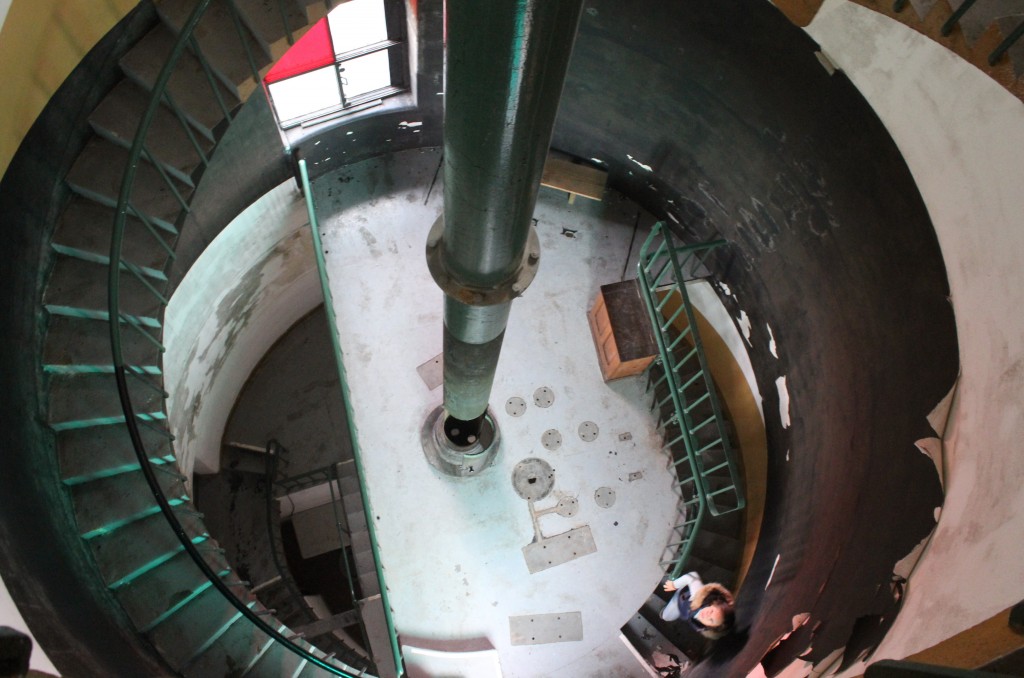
left=588, top=280, right=658, bottom=381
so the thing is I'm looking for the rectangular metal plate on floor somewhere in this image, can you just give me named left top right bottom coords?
left=416, top=352, right=443, bottom=390
left=509, top=611, right=583, bottom=646
left=522, top=525, right=597, bottom=574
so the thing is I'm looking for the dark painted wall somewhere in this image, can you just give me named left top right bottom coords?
left=550, top=1, right=957, bottom=672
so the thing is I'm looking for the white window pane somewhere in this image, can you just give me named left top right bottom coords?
left=328, top=0, right=388, bottom=55
left=268, top=66, right=342, bottom=123
left=340, top=50, right=392, bottom=99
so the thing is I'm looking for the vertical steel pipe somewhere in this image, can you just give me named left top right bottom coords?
left=427, top=0, right=584, bottom=427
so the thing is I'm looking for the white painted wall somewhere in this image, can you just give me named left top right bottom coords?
left=806, top=0, right=1024, bottom=668
left=0, top=0, right=12, bottom=31
left=164, top=182, right=322, bottom=478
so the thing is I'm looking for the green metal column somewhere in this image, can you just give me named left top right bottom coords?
left=426, top=0, right=584, bottom=430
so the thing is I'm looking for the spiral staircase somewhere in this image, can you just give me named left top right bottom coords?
left=3, top=0, right=983, bottom=675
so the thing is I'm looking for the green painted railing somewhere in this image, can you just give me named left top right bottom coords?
left=299, top=157, right=406, bottom=677
left=108, top=0, right=394, bottom=675
left=636, top=223, right=745, bottom=577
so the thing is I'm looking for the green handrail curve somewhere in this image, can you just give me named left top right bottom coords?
left=108, top=1, right=382, bottom=675
left=299, top=157, right=406, bottom=677
left=636, top=223, right=746, bottom=576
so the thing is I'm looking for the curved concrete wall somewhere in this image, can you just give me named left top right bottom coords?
left=165, top=182, right=320, bottom=478
left=807, top=1, right=1024, bottom=670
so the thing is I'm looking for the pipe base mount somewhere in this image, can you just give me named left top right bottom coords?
left=421, top=404, right=500, bottom=477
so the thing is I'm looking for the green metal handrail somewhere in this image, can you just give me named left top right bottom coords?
left=636, top=223, right=745, bottom=577
left=299, top=157, right=406, bottom=677
left=108, top=1, right=376, bottom=675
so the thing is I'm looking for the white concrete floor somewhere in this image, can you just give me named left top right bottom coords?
left=316, top=149, right=679, bottom=678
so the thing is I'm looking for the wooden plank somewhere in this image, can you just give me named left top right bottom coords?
left=541, top=156, right=607, bottom=201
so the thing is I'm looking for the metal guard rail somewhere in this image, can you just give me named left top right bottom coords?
left=108, top=0, right=398, bottom=675
left=298, top=158, right=405, bottom=675
left=636, top=224, right=745, bottom=576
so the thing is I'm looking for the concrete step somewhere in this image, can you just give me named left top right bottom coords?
left=177, top=595, right=277, bottom=678
left=43, top=314, right=161, bottom=371
left=119, top=23, right=239, bottom=140
left=350, top=529, right=380, bottom=598
left=300, top=0, right=331, bottom=24
left=43, top=251, right=167, bottom=322
left=358, top=594, right=397, bottom=678
left=113, top=548, right=232, bottom=632
left=65, top=137, right=193, bottom=232
left=258, top=578, right=313, bottom=628
left=622, top=605, right=694, bottom=674
left=690, top=528, right=743, bottom=569
left=46, top=370, right=165, bottom=428
left=683, top=554, right=736, bottom=592
left=700, top=508, right=745, bottom=539
left=147, top=582, right=253, bottom=670
left=638, top=591, right=710, bottom=663
left=156, top=0, right=270, bottom=100
left=240, top=633, right=332, bottom=678
left=53, top=196, right=176, bottom=273
left=70, top=466, right=188, bottom=539
left=89, top=79, right=209, bottom=186
left=233, top=0, right=311, bottom=61
left=223, top=442, right=272, bottom=475
left=86, top=509, right=209, bottom=589
left=57, top=423, right=175, bottom=485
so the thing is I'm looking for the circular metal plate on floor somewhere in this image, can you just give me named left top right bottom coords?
left=506, top=397, right=527, bottom=417
left=541, top=429, right=562, bottom=451
left=595, top=487, right=616, bottom=508
left=534, top=386, right=555, bottom=408
left=512, top=458, right=555, bottom=501
left=556, top=496, right=579, bottom=517
left=578, top=421, right=599, bottom=442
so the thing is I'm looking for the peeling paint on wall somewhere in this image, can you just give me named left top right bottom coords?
left=776, top=375, right=791, bottom=429
left=737, top=310, right=752, bottom=345
left=626, top=154, right=652, bottom=171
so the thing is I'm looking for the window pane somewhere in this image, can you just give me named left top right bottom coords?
left=328, top=0, right=388, bottom=55
left=268, top=66, right=342, bottom=123
left=340, top=50, right=392, bottom=100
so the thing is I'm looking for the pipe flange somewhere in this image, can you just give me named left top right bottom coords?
left=421, top=405, right=500, bottom=477
left=425, top=214, right=541, bottom=306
